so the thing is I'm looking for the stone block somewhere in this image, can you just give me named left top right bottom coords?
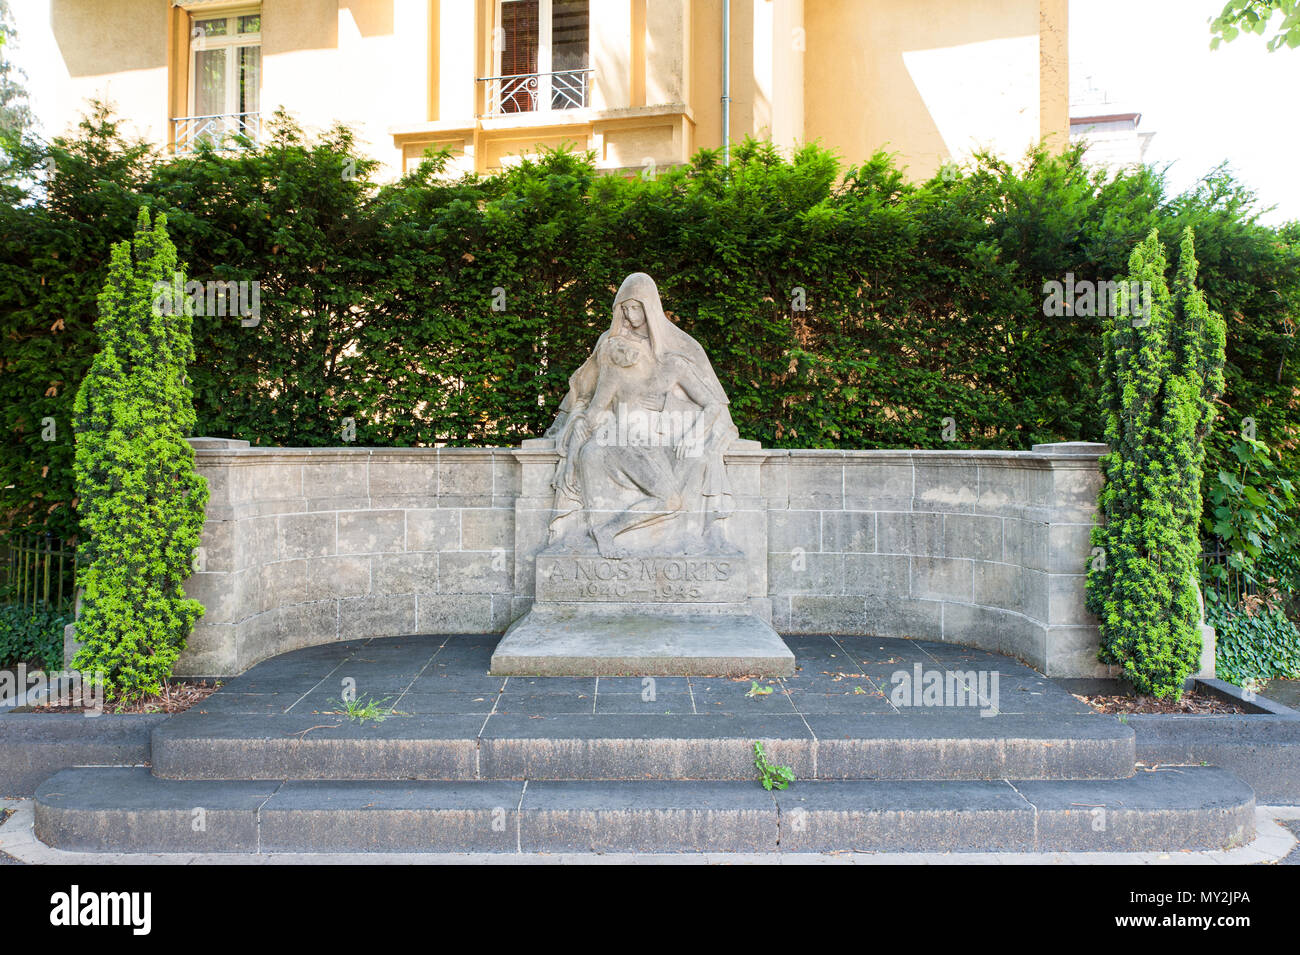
left=787, top=459, right=844, bottom=510
left=759, top=457, right=790, bottom=509
left=438, top=453, right=495, bottom=505
left=196, top=519, right=236, bottom=573
left=493, top=453, right=522, bottom=503
left=182, top=570, right=246, bottom=624
left=877, top=511, right=943, bottom=556
left=237, top=600, right=341, bottom=670
left=1044, top=625, right=1108, bottom=678
left=842, top=554, right=909, bottom=596
left=910, top=556, right=972, bottom=602
left=1047, top=462, right=1105, bottom=517
left=406, top=508, right=460, bottom=553
left=372, top=552, right=439, bottom=595
left=238, top=515, right=278, bottom=569
left=302, top=460, right=370, bottom=509
left=1003, top=518, right=1048, bottom=572
left=439, top=551, right=512, bottom=594
left=767, top=552, right=843, bottom=596
left=1047, top=573, right=1091, bottom=626
left=943, top=513, right=1002, bottom=561
left=337, top=510, right=405, bottom=555
left=1048, top=522, right=1095, bottom=575
left=787, top=594, right=943, bottom=639
left=366, top=456, right=437, bottom=500
left=174, top=621, right=239, bottom=676
left=417, top=594, right=499, bottom=634
left=767, top=509, right=821, bottom=554
left=972, top=561, right=1024, bottom=614
left=277, top=512, right=335, bottom=560
left=843, top=459, right=913, bottom=511
left=913, top=461, right=977, bottom=513
left=248, top=462, right=303, bottom=502
left=1021, top=569, right=1050, bottom=622
left=339, top=595, right=417, bottom=641
left=942, top=603, right=1045, bottom=670
left=823, top=511, right=875, bottom=554
left=511, top=505, right=551, bottom=596
left=462, top=507, right=513, bottom=551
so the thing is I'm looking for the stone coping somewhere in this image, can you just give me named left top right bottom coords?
left=188, top=439, right=1106, bottom=466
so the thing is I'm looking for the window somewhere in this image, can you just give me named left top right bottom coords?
left=486, top=0, right=589, bottom=116
left=176, top=7, right=262, bottom=150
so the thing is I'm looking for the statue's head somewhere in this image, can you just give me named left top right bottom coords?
left=620, top=298, right=646, bottom=330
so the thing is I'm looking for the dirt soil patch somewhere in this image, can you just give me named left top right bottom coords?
left=1073, top=689, right=1247, bottom=715
left=24, top=680, right=220, bottom=715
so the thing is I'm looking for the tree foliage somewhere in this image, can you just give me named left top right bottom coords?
left=70, top=208, right=208, bottom=701
left=1087, top=230, right=1227, bottom=698
left=1210, top=0, right=1300, bottom=51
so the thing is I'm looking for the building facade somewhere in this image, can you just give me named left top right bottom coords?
left=24, top=0, right=1069, bottom=178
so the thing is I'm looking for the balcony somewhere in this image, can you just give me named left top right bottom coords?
left=477, top=69, right=593, bottom=118
left=172, top=112, right=262, bottom=154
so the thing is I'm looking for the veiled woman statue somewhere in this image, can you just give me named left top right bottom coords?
left=543, top=273, right=741, bottom=558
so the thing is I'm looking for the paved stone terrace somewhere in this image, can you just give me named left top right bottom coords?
left=199, top=634, right=1091, bottom=720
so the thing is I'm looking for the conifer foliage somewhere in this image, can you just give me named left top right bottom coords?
left=71, top=209, right=208, bottom=701
left=1087, top=229, right=1227, bottom=698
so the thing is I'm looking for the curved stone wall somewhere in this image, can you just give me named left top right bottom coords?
left=176, top=438, right=1110, bottom=679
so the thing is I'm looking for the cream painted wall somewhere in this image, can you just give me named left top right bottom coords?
left=27, top=0, right=1067, bottom=181
left=260, top=0, right=428, bottom=173
left=804, top=0, right=1047, bottom=178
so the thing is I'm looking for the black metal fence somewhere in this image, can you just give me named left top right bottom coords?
left=0, top=533, right=77, bottom=612
left=1200, top=541, right=1257, bottom=606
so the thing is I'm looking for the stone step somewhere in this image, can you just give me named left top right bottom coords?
left=34, top=766, right=1254, bottom=854
left=149, top=711, right=1135, bottom=781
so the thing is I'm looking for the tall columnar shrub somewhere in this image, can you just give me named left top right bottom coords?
left=1087, top=229, right=1227, bottom=698
left=71, top=208, right=208, bottom=701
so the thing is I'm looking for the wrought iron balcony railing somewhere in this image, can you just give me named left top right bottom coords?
left=172, top=111, right=262, bottom=153
left=477, top=68, right=593, bottom=117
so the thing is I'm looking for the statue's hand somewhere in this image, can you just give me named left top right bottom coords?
left=572, top=414, right=591, bottom=444
left=676, top=433, right=703, bottom=460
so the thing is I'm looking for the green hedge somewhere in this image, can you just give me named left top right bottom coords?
left=2, top=107, right=1298, bottom=552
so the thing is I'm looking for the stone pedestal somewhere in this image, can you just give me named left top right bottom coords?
left=489, top=606, right=794, bottom=676
left=491, top=438, right=794, bottom=677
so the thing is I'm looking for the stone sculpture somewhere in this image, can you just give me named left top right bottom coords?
left=542, top=272, right=740, bottom=558
left=490, top=272, right=793, bottom=676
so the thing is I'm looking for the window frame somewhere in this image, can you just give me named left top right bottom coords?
left=186, top=5, right=262, bottom=120
left=491, top=0, right=589, bottom=115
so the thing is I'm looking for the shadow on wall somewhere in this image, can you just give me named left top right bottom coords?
left=342, top=0, right=396, bottom=38
left=51, top=0, right=376, bottom=78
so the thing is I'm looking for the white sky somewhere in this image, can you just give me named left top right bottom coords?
left=1072, top=0, right=1300, bottom=225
